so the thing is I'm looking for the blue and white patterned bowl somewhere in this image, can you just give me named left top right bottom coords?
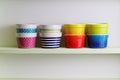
left=16, top=28, right=37, bottom=33
left=41, top=45, right=60, bottom=48
left=40, top=37, right=61, bottom=48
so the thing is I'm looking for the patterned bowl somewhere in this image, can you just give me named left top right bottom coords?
left=17, top=37, right=36, bottom=48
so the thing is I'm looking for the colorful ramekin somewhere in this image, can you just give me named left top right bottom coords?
left=40, top=37, right=61, bottom=48
left=39, top=25, right=62, bottom=33
left=64, top=24, right=86, bottom=35
left=86, top=23, right=108, bottom=34
left=17, top=37, right=36, bottom=48
left=64, top=34, right=86, bottom=48
left=87, top=34, right=108, bottom=48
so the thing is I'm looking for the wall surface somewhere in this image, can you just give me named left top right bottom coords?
left=0, top=0, right=120, bottom=47
left=0, top=0, right=120, bottom=78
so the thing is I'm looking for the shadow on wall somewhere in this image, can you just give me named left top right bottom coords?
left=36, top=26, right=41, bottom=48
left=0, top=24, right=17, bottom=47
left=61, top=25, right=65, bottom=47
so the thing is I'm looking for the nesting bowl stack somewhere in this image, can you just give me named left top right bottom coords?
left=63, top=24, right=86, bottom=48
left=39, top=25, right=62, bottom=48
left=16, top=24, right=37, bottom=48
left=86, top=23, right=109, bottom=48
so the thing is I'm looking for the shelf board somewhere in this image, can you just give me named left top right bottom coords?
left=0, top=78, right=119, bottom=80
left=0, top=47, right=120, bottom=54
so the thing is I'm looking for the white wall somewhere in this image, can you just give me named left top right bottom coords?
left=0, top=0, right=120, bottom=78
left=0, top=0, right=120, bottom=47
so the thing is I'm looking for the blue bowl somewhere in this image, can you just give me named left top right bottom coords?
left=16, top=28, right=37, bottom=33
left=87, top=35, right=108, bottom=48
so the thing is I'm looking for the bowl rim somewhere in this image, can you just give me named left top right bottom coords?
left=64, top=24, right=86, bottom=27
left=39, top=32, right=62, bottom=37
left=39, top=24, right=62, bottom=29
left=16, top=24, right=37, bottom=28
left=86, top=23, right=108, bottom=27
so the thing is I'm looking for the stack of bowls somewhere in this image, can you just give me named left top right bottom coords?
left=16, top=24, right=37, bottom=48
left=39, top=25, right=62, bottom=48
left=86, top=23, right=109, bottom=48
left=64, top=24, right=86, bottom=48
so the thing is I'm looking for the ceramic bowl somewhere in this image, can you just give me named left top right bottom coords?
left=40, top=37, right=61, bottom=48
left=87, top=34, right=108, bottom=48
left=17, top=37, right=36, bottom=48
left=64, top=24, right=86, bottom=35
left=16, top=28, right=37, bottom=33
left=86, top=23, right=108, bottom=34
left=64, top=34, right=86, bottom=48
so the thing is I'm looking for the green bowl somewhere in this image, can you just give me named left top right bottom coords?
left=86, top=23, right=108, bottom=34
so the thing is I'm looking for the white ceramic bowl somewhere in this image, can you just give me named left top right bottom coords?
left=16, top=24, right=37, bottom=29
left=39, top=32, right=62, bottom=37
left=16, top=33, right=37, bottom=37
left=39, top=25, right=62, bottom=29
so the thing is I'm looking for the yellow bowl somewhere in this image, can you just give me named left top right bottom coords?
left=86, top=23, right=108, bottom=34
left=64, top=24, right=86, bottom=34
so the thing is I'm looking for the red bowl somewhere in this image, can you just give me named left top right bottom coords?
left=64, top=35, right=85, bottom=48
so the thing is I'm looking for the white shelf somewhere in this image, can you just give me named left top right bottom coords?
left=0, top=47, right=120, bottom=54
left=0, top=78, right=119, bottom=80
